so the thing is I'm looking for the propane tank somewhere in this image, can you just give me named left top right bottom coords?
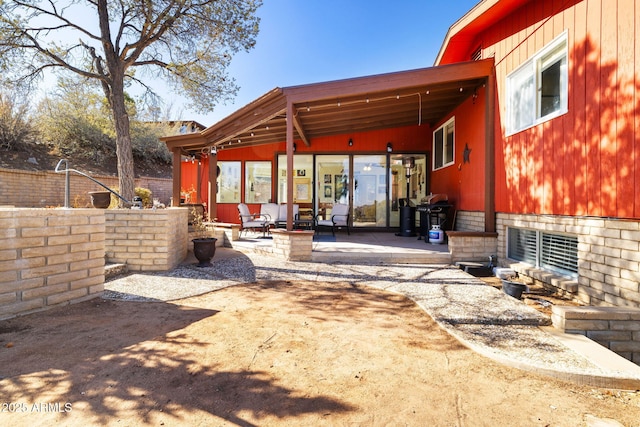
left=428, top=225, right=444, bottom=244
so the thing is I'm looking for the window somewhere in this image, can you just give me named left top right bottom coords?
left=506, top=32, right=568, bottom=135
left=245, top=161, right=272, bottom=203
left=507, top=227, right=578, bottom=277
left=432, top=117, right=454, bottom=170
left=216, top=161, right=241, bottom=203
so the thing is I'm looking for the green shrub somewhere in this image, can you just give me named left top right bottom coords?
left=107, top=186, right=152, bottom=208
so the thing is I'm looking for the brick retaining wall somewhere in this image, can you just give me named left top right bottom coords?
left=552, top=306, right=640, bottom=364
left=0, top=208, right=105, bottom=320
left=447, top=231, right=498, bottom=264
left=0, top=167, right=172, bottom=208
left=105, top=208, right=188, bottom=271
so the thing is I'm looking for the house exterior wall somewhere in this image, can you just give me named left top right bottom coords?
left=498, top=212, right=640, bottom=308
left=437, top=0, right=640, bottom=307
left=429, top=86, right=487, bottom=214
left=474, top=0, right=640, bottom=219
left=181, top=124, right=433, bottom=224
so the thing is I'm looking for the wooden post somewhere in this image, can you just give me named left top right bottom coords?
left=172, top=149, right=181, bottom=207
left=484, top=72, right=496, bottom=233
left=286, top=100, right=294, bottom=230
left=208, top=151, right=218, bottom=221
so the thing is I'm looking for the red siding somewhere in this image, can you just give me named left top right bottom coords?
left=430, top=88, right=486, bottom=212
left=182, top=125, right=432, bottom=223
left=474, top=0, right=640, bottom=219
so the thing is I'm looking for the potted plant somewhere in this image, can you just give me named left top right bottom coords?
left=88, top=191, right=112, bottom=209
left=191, top=206, right=217, bottom=267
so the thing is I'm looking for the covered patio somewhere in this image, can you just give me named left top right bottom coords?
left=161, top=58, right=496, bottom=234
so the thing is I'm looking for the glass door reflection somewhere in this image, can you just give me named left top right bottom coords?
left=315, top=155, right=349, bottom=223
left=353, top=155, right=387, bottom=227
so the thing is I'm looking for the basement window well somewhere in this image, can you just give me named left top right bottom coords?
left=507, top=227, right=578, bottom=277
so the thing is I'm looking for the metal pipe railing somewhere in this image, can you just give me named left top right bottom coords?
left=54, top=159, right=131, bottom=208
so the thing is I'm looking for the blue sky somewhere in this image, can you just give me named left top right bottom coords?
left=180, top=1, right=480, bottom=126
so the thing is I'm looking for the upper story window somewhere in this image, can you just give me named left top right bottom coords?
left=433, top=117, right=455, bottom=170
left=505, top=31, right=568, bottom=136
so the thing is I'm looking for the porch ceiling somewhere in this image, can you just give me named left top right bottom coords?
left=163, top=59, right=494, bottom=154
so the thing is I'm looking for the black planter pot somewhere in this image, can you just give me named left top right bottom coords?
left=88, top=191, right=112, bottom=209
left=501, top=279, right=527, bottom=299
left=192, top=237, right=217, bottom=267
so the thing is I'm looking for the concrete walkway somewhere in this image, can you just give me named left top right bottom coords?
left=105, top=246, right=640, bottom=390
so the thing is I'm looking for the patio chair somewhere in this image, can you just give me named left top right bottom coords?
left=260, top=203, right=280, bottom=228
left=237, top=203, right=268, bottom=237
left=276, top=203, right=300, bottom=228
left=315, top=203, right=350, bottom=235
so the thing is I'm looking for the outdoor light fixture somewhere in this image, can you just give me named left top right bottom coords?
left=403, top=156, right=415, bottom=205
left=210, top=146, right=217, bottom=155
left=386, top=142, right=393, bottom=153
left=403, top=156, right=415, bottom=178
left=348, top=138, right=353, bottom=147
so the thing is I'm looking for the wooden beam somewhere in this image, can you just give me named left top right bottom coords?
left=283, top=60, right=494, bottom=103
left=292, top=112, right=310, bottom=147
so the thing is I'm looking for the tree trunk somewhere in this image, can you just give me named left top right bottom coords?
left=96, top=0, right=134, bottom=207
left=110, top=79, right=135, bottom=207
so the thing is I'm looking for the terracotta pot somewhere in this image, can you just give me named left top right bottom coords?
left=192, top=237, right=217, bottom=267
left=88, top=191, right=112, bottom=209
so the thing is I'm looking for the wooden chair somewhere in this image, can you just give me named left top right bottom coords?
left=315, top=203, right=350, bottom=235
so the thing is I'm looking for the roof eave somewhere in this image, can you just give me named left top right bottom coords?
left=435, top=0, right=531, bottom=65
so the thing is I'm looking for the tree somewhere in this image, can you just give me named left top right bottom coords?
left=0, top=91, right=37, bottom=151
left=0, top=0, right=261, bottom=205
left=36, top=75, right=180, bottom=168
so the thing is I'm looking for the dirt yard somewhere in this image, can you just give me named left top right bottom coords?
left=1, top=280, right=639, bottom=426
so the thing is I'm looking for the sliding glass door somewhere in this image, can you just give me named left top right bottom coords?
left=315, top=155, right=349, bottom=223
left=353, top=155, right=387, bottom=227
left=276, top=152, right=428, bottom=229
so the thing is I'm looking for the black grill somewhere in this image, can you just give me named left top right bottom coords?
left=416, top=202, right=453, bottom=241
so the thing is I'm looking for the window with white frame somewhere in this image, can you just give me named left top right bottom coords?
left=506, top=32, right=568, bottom=135
left=432, top=117, right=454, bottom=170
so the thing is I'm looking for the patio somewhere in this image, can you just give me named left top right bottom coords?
left=229, top=231, right=453, bottom=264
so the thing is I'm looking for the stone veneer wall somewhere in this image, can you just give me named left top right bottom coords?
left=105, top=208, right=188, bottom=271
left=0, top=208, right=105, bottom=320
left=497, top=213, right=640, bottom=308
left=0, top=167, right=172, bottom=208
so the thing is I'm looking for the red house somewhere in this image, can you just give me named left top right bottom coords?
left=163, top=0, right=640, bottom=308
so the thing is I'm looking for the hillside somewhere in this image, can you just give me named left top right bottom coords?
left=0, top=141, right=173, bottom=179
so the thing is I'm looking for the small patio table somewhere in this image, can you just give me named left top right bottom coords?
left=275, top=219, right=314, bottom=230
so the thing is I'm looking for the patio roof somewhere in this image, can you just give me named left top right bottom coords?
left=162, top=59, right=495, bottom=154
